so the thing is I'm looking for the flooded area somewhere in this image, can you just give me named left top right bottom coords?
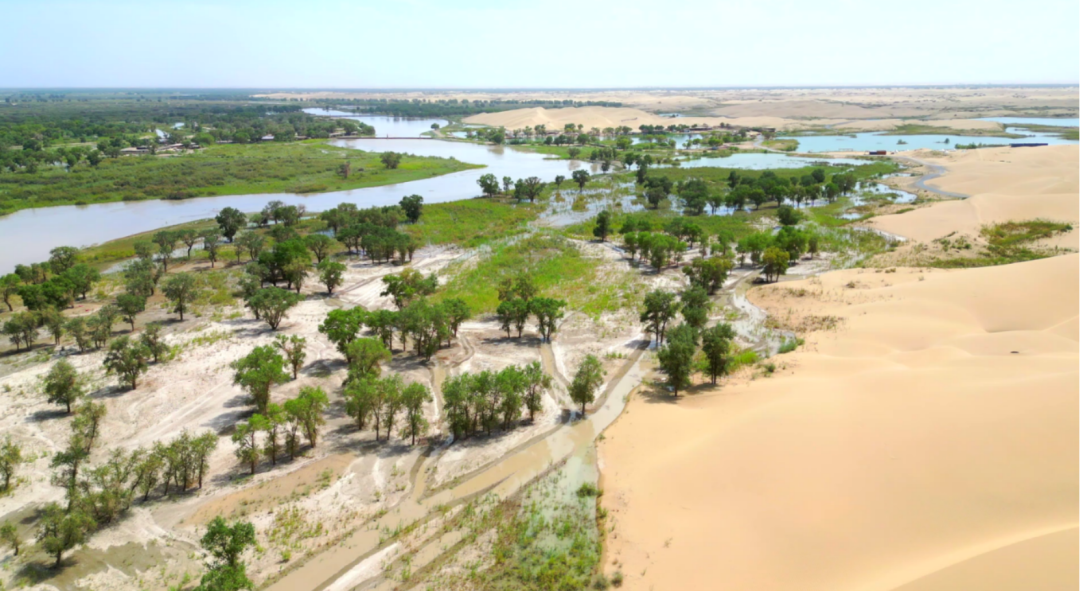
left=786, top=123, right=1079, bottom=153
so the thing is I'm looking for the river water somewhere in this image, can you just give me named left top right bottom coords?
left=1, top=114, right=884, bottom=273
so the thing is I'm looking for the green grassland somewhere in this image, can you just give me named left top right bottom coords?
left=0, top=141, right=480, bottom=215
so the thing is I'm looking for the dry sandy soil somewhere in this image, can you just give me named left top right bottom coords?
left=258, top=86, right=1078, bottom=121
left=599, top=145, right=1079, bottom=590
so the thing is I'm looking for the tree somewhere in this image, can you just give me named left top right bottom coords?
left=116, top=293, right=146, bottom=331
left=380, top=152, right=402, bottom=169
left=62, top=317, right=88, bottom=352
left=259, top=404, right=285, bottom=467
left=315, top=259, right=346, bottom=295
left=140, top=323, right=169, bottom=363
left=375, top=375, right=404, bottom=441
left=3, top=312, right=39, bottom=351
left=197, top=517, right=254, bottom=570
left=0, top=274, right=20, bottom=311
left=344, top=376, right=379, bottom=432
left=762, top=247, right=789, bottom=283
left=162, top=273, right=199, bottom=321
left=0, top=437, right=24, bottom=492
left=153, top=231, right=178, bottom=273
left=103, top=336, right=150, bottom=390
left=1, top=521, right=19, bottom=556
left=400, top=382, right=432, bottom=445
left=593, top=210, right=612, bottom=242
left=179, top=229, right=200, bottom=259
left=520, top=177, right=545, bottom=203
left=530, top=298, right=566, bottom=343
left=679, top=286, right=712, bottom=330
left=496, top=298, right=530, bottom=338
left=43, top=360, right=85, bottom=413
left=522, top=361, right=552, bottom=422
left=202, top=230, right=222, bottom=267
left=657, top=324, right=697, bottom=396
left=380, top=269, right=437, bottom=310
left=777, top=204, right=801, bottom=226
left=572, top=169, right=590, bottom=192
left=477, top=173, right=500, bottom=198
left=39, top=307, right=66, bottom=345
left=286, top=387, right=329, bottom=448
left=304, top=234, right=335, bottom=264
left=344, top=338, right=391, bottom=379
left=246, top=287, right=304, bottom=330
left=274, top=334, right=307, bottom=379
left=400, top=194, right=424, bottom=223
left=37, top=503, right=95, bottom=567
left=318, top=307, right=367, bottom=356
left=231, top=421, right=260, bottom=475
left=683, top=256, right=733, bottom=295
left=640, top=290, right=679, bottom=344
left=235, top=232, right=265, bottom=262
left=701, top=323, right=737, bottom=385
left=569, top=355, right=605, bottom=416
left=554, top=175, right=565, bottom=190
left=231, top=346, right=289, bottom=413
left=49, top=246, right=80, bottom=275
left=442, top=298, right=471, bottom=337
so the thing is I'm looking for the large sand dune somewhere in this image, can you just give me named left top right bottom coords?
left=872, top=145, right=1079, bottom=248
left=463, top=106, right=827, bottom=132
left=600, top=147, right=1079, bottom=590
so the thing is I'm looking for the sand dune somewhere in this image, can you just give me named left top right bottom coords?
left=463, top=106, right=829, bottom=132
left=600, top=145, right=1080, bottom=590
left=872, top=145, right=1079, bottom=247
left=600, top=257, right=1078, bottom=590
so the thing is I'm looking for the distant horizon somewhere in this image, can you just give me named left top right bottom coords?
left=3, top=83, right=1078, bottom=92
left=3, top=0, right=1076, bottom=88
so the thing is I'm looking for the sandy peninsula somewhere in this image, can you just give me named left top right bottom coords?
left=599, top=145, right=1080, bottom=591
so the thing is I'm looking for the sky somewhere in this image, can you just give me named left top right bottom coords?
left=1, top=0, right=1078, bottom=88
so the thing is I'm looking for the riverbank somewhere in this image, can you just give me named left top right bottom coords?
left=598, top=143, right=1079, bottom=590
left=0, top=140, right=480, bottom=216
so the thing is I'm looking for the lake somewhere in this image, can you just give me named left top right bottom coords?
left=787, top=126, right=1078, bottom=153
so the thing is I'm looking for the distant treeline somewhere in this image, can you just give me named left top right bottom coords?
left=312, top=98, right=623, bottom=118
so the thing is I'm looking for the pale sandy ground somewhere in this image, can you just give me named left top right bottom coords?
left=871, top=145, right=1079, bottom=248
left=259, top=86, right=1078, bottom=120
left=599, top=146, right=1079, bottom=590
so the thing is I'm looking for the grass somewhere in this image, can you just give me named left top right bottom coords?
left=932, top=219, right=1073, bottom=268
left=404, top=199, right=541, bottom=248
left=436, top=232, right=641, bottom=316
left=881, top=124, right=1023, bottom=138
left=763, top=139, right=798, bottom=151
left=0, top=140, right=481, bottom=215
left=1006, top=124, right=1079, bottom=140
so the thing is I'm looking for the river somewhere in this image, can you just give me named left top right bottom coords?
left=1, top=114, right=880, bottom=273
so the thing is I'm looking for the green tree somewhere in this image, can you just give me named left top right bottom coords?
left=569, top=355, right=605, bottom=416
left=235, top=232, right=265, bottom=262
left=522, top=361, right=552, bottom=422
left=442, top=298, right=471, bottom=337
left=0, top=274, right=20, bottom=311
left=683, top=256, right=734, bottom=295
left=73, top=401, right=107, bottom=451
left=344, top=376, right=379, bottom=432
left=197, top=517, right=256, bottom=591
left=260, top=404, right=286, bottom=466
left=316, top=259, right=346, bottom=295
left=162, top=273, right=199, bottom=321
left=65, top=316, right=91, bottom=352
left=285, top=387, right=329, bottom=448
left=640, top=290, right=679, bottom=344
left=231, top=346, right=289, bottom=413
left=37, top=503, right=96, bottom=567
left=530, top=298, right=566, bottom=343
left=701, top=323, right=737, bottom=385
left=3, top=312, right=39, bottom=351
left=39, top=307, right=66, bottom=345
left=0, top=521, right=20, bottom=556
left=496, top=298, right=530, bottom=338
left=231, top=420, right=260, bottom=475
left=202, top=230, right=222, bottom=267
left=178, top=229, right=200, bottom=259
left=43, top=360, right=85, bottom=413
left=679, top=286, right=712, bottom=330
left=380, top=152, right=402, bottom=169
left=400, top=194, right=424, bottom=223
left=776, top=204, right=801, bottom=226
left=140, top=323, right=169, bottom=363
left=593, top=210, right=612, bottom=242
left=49, top=246, right=80, bottom=275
left=0, top=437, right=24, bottom=492
left=762, top=247, right=789, bottom=283
left=246, top=287, right=304, bottom=330
left=572, top=169, right=590, bottom=192
left=657, top=324, right=697, bottom=396
left=103, top=336, right=150, bottom=390
left=318, top=307, right=367, bottom=356
left=477, top=173, right=500, bottom=198
left=344, top=338, right=391, bottom=379
left=303, top=234, right=335, bottom=264
left=274, top=334, right=307, bottom=379
left=400, top=382, right=432, bottom=445
left=115, top=293, right=146, bottom=331
left=380, top=269, right=437, bottom=310
left=153, top=231, right=178, bottom=273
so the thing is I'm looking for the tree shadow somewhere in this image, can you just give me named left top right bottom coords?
left=89, top=384, right=129, bottom=399
left=28, top=408, right=69, bottom=423
left=479, top=334, right=543, bottom=348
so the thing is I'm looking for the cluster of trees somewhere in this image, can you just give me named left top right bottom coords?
left=343, top=374, right=432, bottom=445
left=494, top=274, right=566, bottom=343
left=734, top=206, right=820, bottom=282
left=232, top=386, right=329, bottom=474
left=441, top=362, right=553, bottom=438
left=640, top=287, right=741, bottom=395
left=322, top=98, right=621, bottom=119
left=4, top=247, right=100, bottom=313
left=320, top=201, right=421, bottom=264
left=476, top=174, right=547, bottom=202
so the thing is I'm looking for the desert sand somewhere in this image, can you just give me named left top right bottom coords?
left=258, top=86, right=1079, bottom=121
left=872, top=145, right=1079, bottom=248
left=599, top=147, right=1079, bottom=590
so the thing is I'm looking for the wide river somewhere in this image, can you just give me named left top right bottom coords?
left=0, top=114, right=880, bottom=273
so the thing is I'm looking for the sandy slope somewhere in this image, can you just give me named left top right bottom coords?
left=871, top=145, right=1079, bottom=247
left=463, top=106, right=831, bottom=132
left=600, top=258, right=1078, bottom=591
left=600, top=145, right=1080, bottom=590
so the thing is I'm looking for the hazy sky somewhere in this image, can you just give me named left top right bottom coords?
left=2, top=0, right=1078, bottom=88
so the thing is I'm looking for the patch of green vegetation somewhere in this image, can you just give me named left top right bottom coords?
left=932, top=219, right=1074, bottom=268
left=763, top=138, right=798, bottom=151
left=881, top=124, right=1023, bottom=138
left=1007, top=124, right=1079, bottom=140
left=0, top=141, right=480, bottom=215
left=407, top=199, right=541, bottom=248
